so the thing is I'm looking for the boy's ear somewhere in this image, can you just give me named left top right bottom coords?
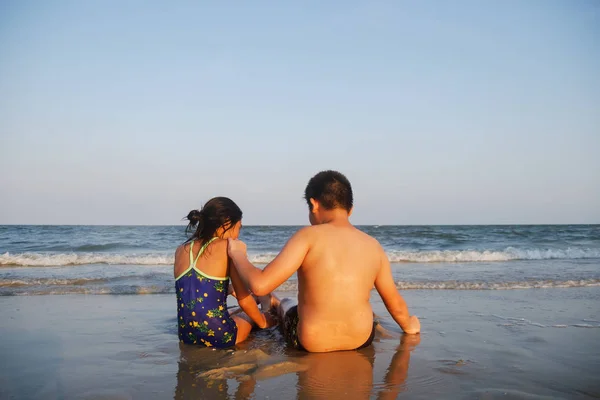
left=309, top=198, right=319, bottom=213
left=348, top=206, right=353, bottom=217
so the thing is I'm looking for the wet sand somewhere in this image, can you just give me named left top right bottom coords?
left=1, top=288, right=599, bottom=399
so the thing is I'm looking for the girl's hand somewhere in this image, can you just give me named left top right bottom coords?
left=262, top=312, right=278, bottom=329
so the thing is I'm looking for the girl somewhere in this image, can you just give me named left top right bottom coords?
left=174, top=197, right=276, bottom=347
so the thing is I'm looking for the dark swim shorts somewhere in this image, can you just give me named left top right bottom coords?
left=283, top=306, right=377, bottom=351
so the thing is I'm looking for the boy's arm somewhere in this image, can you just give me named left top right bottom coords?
left=374, top=249, right=420, bottom=334
left=228, top=228, right=311, bottom=296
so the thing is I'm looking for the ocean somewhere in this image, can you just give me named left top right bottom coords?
left=1, top=224, right=599, bottom=296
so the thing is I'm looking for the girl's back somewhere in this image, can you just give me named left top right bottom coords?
left=174, top=196, right=275, bottom=348
left=175, top=237, right=237, bottom=347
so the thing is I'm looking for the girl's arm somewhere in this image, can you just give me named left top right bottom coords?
left=229, top=258, right=272, bottom=329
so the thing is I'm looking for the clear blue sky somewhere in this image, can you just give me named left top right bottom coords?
left=1, top=1, right=598, bottom=225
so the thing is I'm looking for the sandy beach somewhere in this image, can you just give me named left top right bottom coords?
left=1, top=287, right=598, bottom=399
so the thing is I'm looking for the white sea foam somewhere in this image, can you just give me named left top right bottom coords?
left=0, top=252, right=174, bottom=266
left=386, top=247, right=600, bottom=263
left=0, top=252, right=279, bottom=266
left=394, top=279, right=600, bottom=290
left=0, top=286, right=173, bottom=296
left=1, top=277, right=598, bottom=295
left=0, top=276, right=138, bottom=287
left=1, top=247, right=599, bottom=267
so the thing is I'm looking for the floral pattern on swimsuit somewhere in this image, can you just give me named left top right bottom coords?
left=175, top=240, right=238, bottom=348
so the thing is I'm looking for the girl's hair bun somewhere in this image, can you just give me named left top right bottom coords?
left=187, top=209, right=203, bottom=224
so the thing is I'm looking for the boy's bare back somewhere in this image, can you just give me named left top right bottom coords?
left=297, top=223, right=383, bottom=351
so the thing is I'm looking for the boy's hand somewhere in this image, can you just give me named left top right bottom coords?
left=403, top=315, right=421, bottom=334
left=227, top=238, right=247, bottom=259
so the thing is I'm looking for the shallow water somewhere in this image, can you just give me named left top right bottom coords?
left=1, top=289, right=598, bottom=399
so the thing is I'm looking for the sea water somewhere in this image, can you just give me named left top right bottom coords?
left=1, top=224, right=598, bottom=296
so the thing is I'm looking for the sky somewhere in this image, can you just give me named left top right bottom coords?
left=0, top=1, right=598, bottom=225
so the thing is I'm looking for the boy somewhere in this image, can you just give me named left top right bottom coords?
left=228, top=170, right=420, bottom=352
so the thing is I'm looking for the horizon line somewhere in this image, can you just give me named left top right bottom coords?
left=1, top=223, right=598, bottom=227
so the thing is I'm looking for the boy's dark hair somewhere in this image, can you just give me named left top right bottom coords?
left=304, top=170, right=353, bottom=212
left=184, top=197, right=242, bottom=244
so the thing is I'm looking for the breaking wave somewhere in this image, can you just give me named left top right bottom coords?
left=0, top=252, right=174, bottom=266
left=2, top=247, right=600, bottom=267
left=386, top=247, right=600, bottom=263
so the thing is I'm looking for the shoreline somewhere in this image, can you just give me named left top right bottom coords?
left=1, top=289, right=599, bottom=399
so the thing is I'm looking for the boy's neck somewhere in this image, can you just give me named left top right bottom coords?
left=317, top=208, right=352, bottom=226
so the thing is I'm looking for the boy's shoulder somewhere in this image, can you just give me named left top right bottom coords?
left=288, top=225, right=330, bottom=244
left=295, top=224, right=382, bottom=247
left=292, top=225, right=319, bottom=238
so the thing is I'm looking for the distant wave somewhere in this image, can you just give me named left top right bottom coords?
left=0, top=252, right=174, bottom=266
left=0, top=277, right=109, bottom=287
left=386, top=247, right=600, bottom=263
left=0, top=275, right=158, bottom=287
left=0, top=251, right=284, bottom=266
left=1, top=278, right=598, bottom=296
left=41, top=243, right=143, bottom=252
left=2, top=247, right=600, bottom=267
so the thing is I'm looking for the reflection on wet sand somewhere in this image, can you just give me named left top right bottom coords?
left=297, top=334, right=420, bottom=399
left=377, top=334, right=421, bottom=400
left=174, top=345, right=273, bottom=400
left=174, top=333, right=420, bottom=399
left=296, top=345, right=376, bottom=399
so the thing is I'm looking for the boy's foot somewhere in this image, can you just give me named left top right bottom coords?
left=257, top=294, right=272, bottom=312
left=257, top=293, right=281, bottom=312
left=269, top=293, right=281, bottom=310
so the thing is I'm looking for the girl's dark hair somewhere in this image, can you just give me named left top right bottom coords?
left=185, top=197, right=243, bottom=244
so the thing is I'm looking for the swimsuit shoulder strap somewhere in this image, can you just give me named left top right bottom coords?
left=188, top=240, right=195, bottom=267
left=191, top=237, right=218, bottom=267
